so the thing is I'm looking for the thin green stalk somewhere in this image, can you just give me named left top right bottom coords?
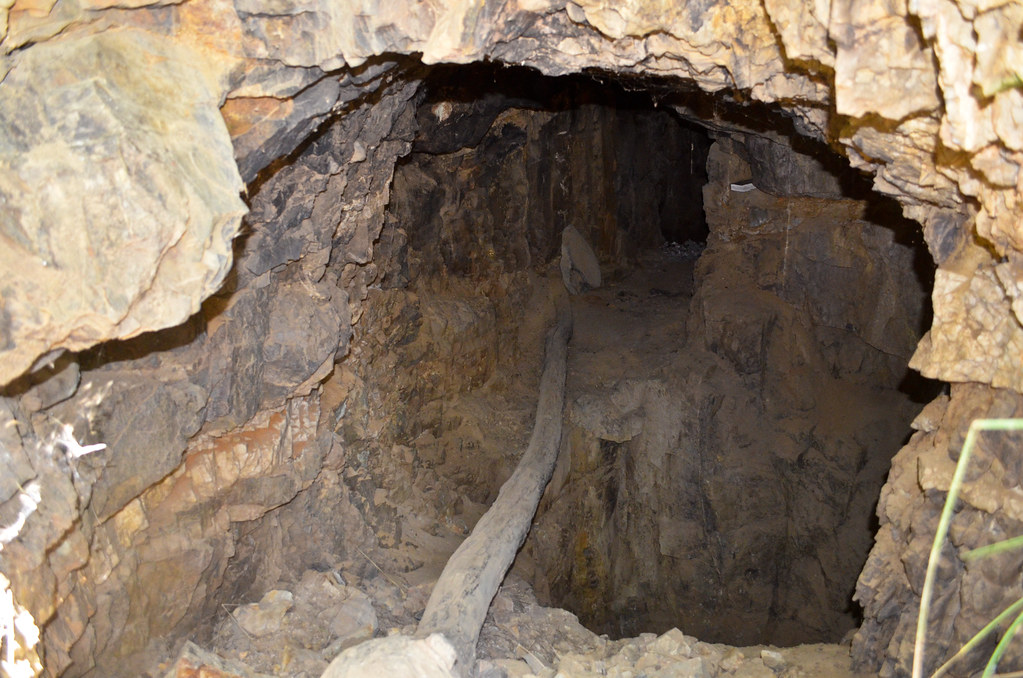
left=913, top=418, right=1023, bottom=678
left=982, top=608, right=1023, bottom=678
left=932, top=597, right=1023, bottom=678
left=964, top=536, right=1023, bottom=562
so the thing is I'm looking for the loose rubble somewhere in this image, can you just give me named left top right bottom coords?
left=166, top=572, right=869, bottom=678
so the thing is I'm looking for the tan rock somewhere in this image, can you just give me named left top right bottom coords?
left=233, top=590, right=294, bottom=638
left=910, top=261, right=1023, bottom=392
left=0, top=29, right=246, bottom=387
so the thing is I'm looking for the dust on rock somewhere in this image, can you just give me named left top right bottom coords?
left=172, top=568, right=869, bottom=678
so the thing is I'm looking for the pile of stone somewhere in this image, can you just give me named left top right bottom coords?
left=160, top=570, right=864, bottom=678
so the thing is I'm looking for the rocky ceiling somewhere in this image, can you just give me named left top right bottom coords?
left=1, top=0, right=1021, bottom=389
left=1, top=1, right=1022, bottom=677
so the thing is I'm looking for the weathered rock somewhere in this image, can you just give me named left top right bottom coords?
left=853, top=383, right=1023, bottom=677
left=0, top=0, right=1020, bottom=676
left=0, top=0, right=1020, bottom=399
left=910, top=247, right=1023, bottom=393
left=523, top=139, right=935, bottom=646
left=393, top=71, right=707, bottom=282
left=49, top=370, right=208, bottom=520
left=327, top=590, right=379, bottom=650
left=744, top=135, right=846, bottom=199
left=560, top=226, right=602, bottom=295
left=163, top=641, right=272, bottom=678
left=233, top=589, right=294, bottom=638
left=0, top=29, right=246, bottom=386
left=322, top=633, right=458, bottom=678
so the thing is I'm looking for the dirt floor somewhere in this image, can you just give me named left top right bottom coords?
left=155, top=244, right=876, bottom=677
left=173, top=567, right=871, bottom=677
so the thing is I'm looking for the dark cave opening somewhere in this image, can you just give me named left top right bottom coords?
left=378, top=61, right=943, bottom=648
left=3, top=4, right=1012, bottom=670
left=22, top=57, right=944, bottom=663
left=405, top=62, right=713, bottom=264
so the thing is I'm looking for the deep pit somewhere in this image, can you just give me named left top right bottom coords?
left=3, top=9, right=1022, bottom=677
left=366, top=64, right=942, bottom=647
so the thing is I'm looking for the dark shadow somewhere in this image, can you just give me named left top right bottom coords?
left=408, top=61, right=714, bottom=253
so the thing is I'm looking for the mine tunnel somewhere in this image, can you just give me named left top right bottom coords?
left=2, top=11, right=1022, bottom=678
left=367, top=63, right=942, bottom=648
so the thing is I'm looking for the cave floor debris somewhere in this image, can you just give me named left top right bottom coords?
left=150, top=248, right=873, bottom=678
left=167, top=568, right=870, bottom=678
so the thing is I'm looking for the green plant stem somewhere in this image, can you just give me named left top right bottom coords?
left=983, top=608, right=1023, bottom=678
left=964, top=536, right=1023, bottom=562
left=913, top=418, right=1023, bottom=678
left=932, top=597, right=1023, bottom=678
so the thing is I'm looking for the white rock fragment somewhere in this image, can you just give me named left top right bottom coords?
left=232, top=589, right=294, bottom=638
left=652, top=656, right=703, bottom=677
left=478, top=658, right=534, bottom=677
left=760, top=648, right=786, bottom=670
left=321, top=633, right=457, bottom=678
left=560, top=225, right=602, bottom=295
left=326, top=589, right=378, bottom=650
left=650, top=627, right=692, bottom=657
left=733, top=658, right=777, bottom=678
left=720, top=647, right=746, bottom=672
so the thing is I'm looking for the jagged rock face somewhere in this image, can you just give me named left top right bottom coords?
left=1, top=0, right=1020, bottom=390
left=519, top=138, right=934, bottom=647
left=853, top=385, right=1023, bottom=677
left=1, top=0, right=1021, bottom=677
left=391, top=66, right=710, bottom=279
left=0, top=73, right=421, bottom=676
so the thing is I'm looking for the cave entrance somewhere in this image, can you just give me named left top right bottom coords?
left=371, top=62, right=940, bottom=649
left=388, top=62, right=712, bottom=281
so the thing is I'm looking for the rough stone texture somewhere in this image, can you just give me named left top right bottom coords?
left=0, top=28, right=246, bottom=386
left=0, top=0, right=1021, bottom=675
left=561, top=226, right=603, bottom=295
left=191, top=570, right=872, bottom=678
left=0, top=72, right=420, bottom=676
left=390, top=69, right=709, bottom=283
left=744, top=135, right=847, bottom=199
left=910, top=244, right=1023, bottom=393
left=162, top=642, right=274, bottom=678
left=853, top=384, right=1023, bottom=677
left=309, top=110, right=936, bottom=660
left=520, top=139, right=934, bottom=647
left=322, top=633, right=458, bottom=678
left=2, top=0, right=1015, bottom=393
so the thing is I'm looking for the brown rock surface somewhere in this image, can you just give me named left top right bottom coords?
left=0, top=0, right=1021, bottom=676
left=0, top=0, right=1018, bottom=393
left=854, top=384, right=1023, bottom=677
left=0, top=28, right=246, bottom=386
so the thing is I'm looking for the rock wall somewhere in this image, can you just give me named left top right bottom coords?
left=4, top=0, right=1020, bottom=390
left=324, top=75, right=714, bottom=581
left=520, top=136, right=935, bottom=646
left=1, top=0, right=1022, bottom=676
left=0, top=70, right=422, bottom=675
left=392, top=66, right=710, bottom=278
left=854, top=385, right=1023, bottom=677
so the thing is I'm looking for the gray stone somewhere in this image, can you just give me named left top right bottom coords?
left=321, top=633, right=457, bottom=678
left=326, top=590, right=379, bottom=650
left=745, top=135, right=845, bottom=198
left=560, top=226, right=602, bottom=295
left=49, top=371, right=208, bottom=520
left=760, top=648, right=785, bottom=670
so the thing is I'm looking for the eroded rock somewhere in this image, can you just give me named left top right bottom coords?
left=0, top=0, right=1021, bottom=676
left=0, top=28, right=246, bottom=386
left=560, top=226, right=602, bottom=295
